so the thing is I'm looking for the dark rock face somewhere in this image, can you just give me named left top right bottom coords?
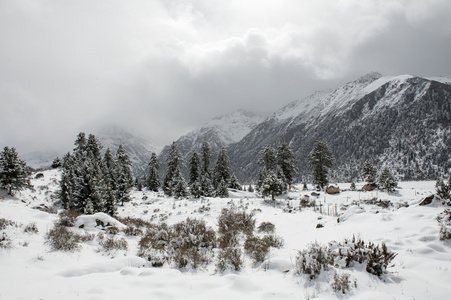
left=419, top=195, right=435, bottom=206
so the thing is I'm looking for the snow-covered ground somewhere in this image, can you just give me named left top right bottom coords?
left=1, top=170, right=450, bottom=300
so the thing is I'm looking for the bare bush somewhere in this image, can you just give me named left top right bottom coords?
left=218, top=207, right=255, bottom=237
left=57, top=210, right=81, bottom=227
left=0, top=218, right=17, bottom=230
left=294, top=238, right=397, bottom=279
left=331, top=272, right=351, bottom=294
left=99, top=236, right=128, bottom=251
left=0, top=232, right=12, bottom=249
left=46, top=226, right=81, bottom=251
left=217, top=247, right=243, bottom=272
left=24, top=223, right=39, bottom=234
left=244, top=236, right=270, bottom=263
left=257, top=222, right=275, bottom=233
left=123, top=226, right=144, bottom=236
left=105, top=226, right=119, bottom=235
left=262, top=234, right=284, bottom=249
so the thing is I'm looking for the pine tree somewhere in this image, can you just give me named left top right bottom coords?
left=378, top=167, right=398, bottom=193
left=200, top=174, right=214, bottom=197
left=308, top=140, right=334, bottom=189
left=261, top=170, right=285, bottom=200
left=213, top=147, right=232, bottom=189
left=189, top=151, right=201, bottom=185
left=258, top=145, right=277, bottom=171
left=276, top=142, right=297, bottom=186
left=116, top=145, right=134, bottom=205
left=172, top=170, right=189, bottom=199
left=200, top=142, right=212, bottom=176
left=164, top=142, right=186, bottom=196
left=0, top=147, right=31, bottom=196
left=216, top=178, right=229, bottom=198
left=436, top=177, right=450, bottom=200
left=103, top=148, right=117, bottom=192
left=362, top=160, right=377, bottom=184
left=51, top=157, right=63, bottom=169
left=147, top=152, right=160, bottom=192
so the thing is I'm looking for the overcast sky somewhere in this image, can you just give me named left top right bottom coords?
left=1, top=0, right=451, bottom=154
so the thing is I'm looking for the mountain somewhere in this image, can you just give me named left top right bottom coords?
left=97, top=126, right=159, bottom=177
left=229, top=72, right=451, bottom=183
left=21, top=150, right=59, bottom=170
left=158, top=110, right=267, bottom=176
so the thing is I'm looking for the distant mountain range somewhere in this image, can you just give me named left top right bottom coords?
left=22, top=72, right=451, bottom=184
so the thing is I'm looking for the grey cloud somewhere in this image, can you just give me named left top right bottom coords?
left=1, top=0, right=450, bottom=155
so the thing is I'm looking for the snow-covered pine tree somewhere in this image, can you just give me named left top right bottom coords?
left=164, top=142, right=186, bottom=196
left=0, top=146, right=31, bottom=196
left=200, top=173, right=214, bottom=197
left=213, top=147, right=230, bottom=188
left=276, top=142, right=297, bottom=186
left=308, top=140, right=334, bottom=189
left=147, top=152, right=160, bottom=192
left=59, top=152, right=76, bottom=210
left=255, top=167, right=267, bottom=193
left=229, top=174, right=241, bottom=190
left=115, top=144, right=134, bottom=205
left=378, top=167, right=398, bottom=193
left=103, top=148, right=117, bottom=192
left=216, top=178, right=229, bottom=198
left=172, top=170, right=189, bottom=199
left=188, top=151, right=203, bottom=197
left=73, top=132, right=87, bottom=156
left=200, top=142, right=212, bottom=176
left=258, top=145, right=277, bottom=171
left=261, top=169, right=285, bottom=200
left=189, top=151, right=201, bottom=185
left=362, top=159, right=377, bottom=184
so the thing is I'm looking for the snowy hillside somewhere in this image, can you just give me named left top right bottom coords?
left=229, top=73, right=451, bottom=183
left=97, top=126, right=160, bottom=177
left=1, top=169, right=451, bottom=299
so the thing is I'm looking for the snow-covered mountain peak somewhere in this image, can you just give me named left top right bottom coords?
left=187, top=109, right=267, bottom=145
left=354, top=71, right=383, bottom=84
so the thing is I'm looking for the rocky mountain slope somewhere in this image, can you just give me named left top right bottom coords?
left=157, top=110, right=267, bottom=176
left=229, top=72, right=451, bottom=183
left=97, top=126, right=159, bottom=177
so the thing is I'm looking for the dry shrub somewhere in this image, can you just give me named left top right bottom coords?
left=257, top=221, right=275, bottom=233
left=57, top=210, right=81, bottom=227
left=46, top=226, right=81, bottom=251
left=217, top=247, right=243, bottom=272
left=244, top=236, right=270, bottom=263
left=218, top=207, right=255, bottom=236
left=99, top=236, right=128, bottom=251
left=331, top=272, right=351, bottom=294
left=24, top=223, right=39, bottom=234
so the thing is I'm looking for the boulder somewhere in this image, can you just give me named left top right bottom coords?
left=419, top=195, right=434, bottom=206
left=35, top=173, right=44, bottom=179
left=326, top=186, right=340, bottom=194
left=362, top=183, right=377, bottom=191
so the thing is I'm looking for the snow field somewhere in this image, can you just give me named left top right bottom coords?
left=1, top=170, right=450, bottom=299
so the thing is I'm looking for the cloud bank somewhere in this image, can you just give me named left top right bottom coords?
left=1, top=0, right=450, bottom=153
